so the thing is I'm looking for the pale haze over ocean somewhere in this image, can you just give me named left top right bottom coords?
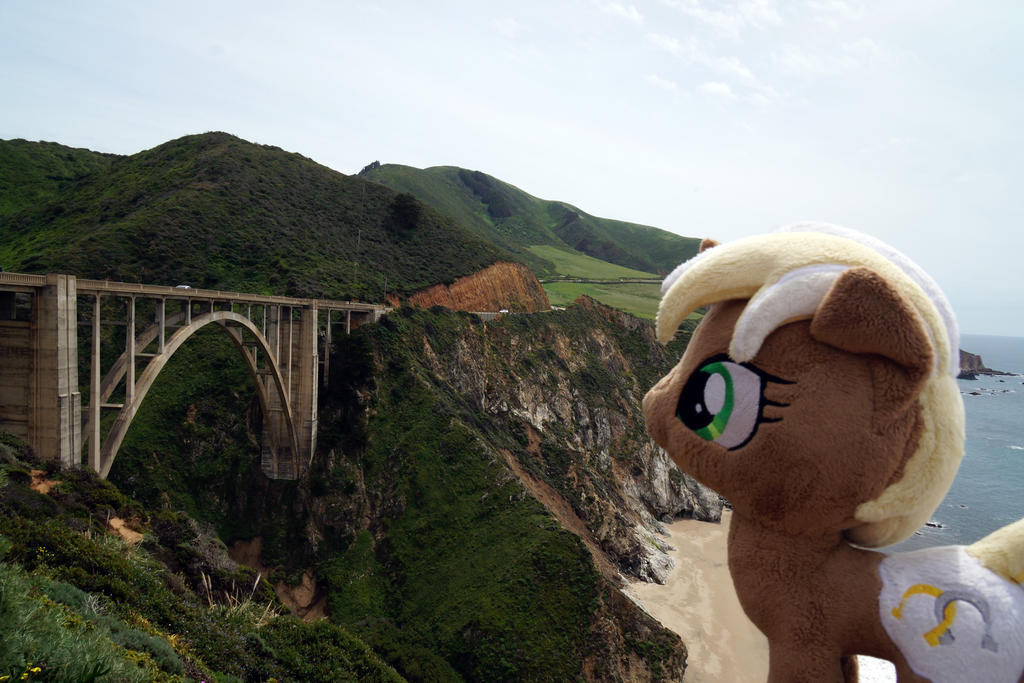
left=893, top=333, right=1024, bottom=552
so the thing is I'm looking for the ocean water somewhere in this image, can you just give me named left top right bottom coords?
left=892, top=333, right=1024, bottom=551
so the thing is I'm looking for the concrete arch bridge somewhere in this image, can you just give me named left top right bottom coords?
left=0, top=273, right=385, bottom=480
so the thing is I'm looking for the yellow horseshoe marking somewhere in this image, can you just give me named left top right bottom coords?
left=891, top=583, right=960, bottom=648
left=923, top=602, right=958, bottom=647
left=891, top=583, right=943, bottom=619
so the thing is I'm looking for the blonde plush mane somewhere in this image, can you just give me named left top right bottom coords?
left=656, top=224, right=965, bottom=547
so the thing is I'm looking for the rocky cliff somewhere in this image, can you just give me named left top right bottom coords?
left=406, top=261, right=550, bottom=312
left=410, top=295, right=721, bottom=582
left=958, top=349, right=1010, bottom=379
left=305, top=298, right=715, bottom=680
left=107, top=296, right=715, bottom=681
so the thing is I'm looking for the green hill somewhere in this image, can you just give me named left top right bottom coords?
left=359, top=163, right=700, bottom=278
left=0, top=134, right=506, bottom=301
left=0, top=134, right=703, bottom=679
left=0, top=139, right=116, bottom=217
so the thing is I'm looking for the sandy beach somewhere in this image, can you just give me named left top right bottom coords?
left=627, top=511, right=897, bottom=682
left=627, top=510, right=768, bottom=682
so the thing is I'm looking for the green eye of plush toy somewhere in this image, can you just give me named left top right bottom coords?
left=676, top=355, right=782, bottom=450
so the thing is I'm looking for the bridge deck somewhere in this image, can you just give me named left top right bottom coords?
left=75, top=279, right=383, bottom=312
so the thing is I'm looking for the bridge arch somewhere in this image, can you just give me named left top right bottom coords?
left=96, top=310, right=299, bottom=479
left=1, top=272, right=384, bottom=476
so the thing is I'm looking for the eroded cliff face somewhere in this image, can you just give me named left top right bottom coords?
left=412, top=296, right=721, bottom=584
left=182, top=297, right=715, bottom=681
left=407, top=261, right=550, bottom=312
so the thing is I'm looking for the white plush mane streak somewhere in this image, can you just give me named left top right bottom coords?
left=730, top=263, right=849, bottom=363
left=778, top=223, right=960, bottom=376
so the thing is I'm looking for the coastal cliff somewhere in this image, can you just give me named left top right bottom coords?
left=305, top=297, right=709, bottom=679
left=958, top=349, right=1011, bottom=379
left=406, top=261, right=550, bottom=312
left=99, top=296, right=709, bottom=680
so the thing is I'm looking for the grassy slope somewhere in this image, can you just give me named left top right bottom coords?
left=0, top=433, right=402, bottom=682
left=360, top=163, right=700, bottom=277
left=0, top=133, right=506, bottom=300
left=104, top=304, right=686, bottom=681
left=0, top=139, right=116, bottom=217
left=526, top=245, right=664, bottom=318
left=527, top=244, right=657, bottom=279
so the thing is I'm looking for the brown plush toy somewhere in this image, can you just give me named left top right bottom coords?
left=643, top=224, right=1024, bottom=682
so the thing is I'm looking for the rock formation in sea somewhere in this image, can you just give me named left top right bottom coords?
left=958, top=349, right=1012, bottom=379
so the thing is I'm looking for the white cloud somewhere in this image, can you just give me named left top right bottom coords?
left=740, top=0, right=783, bottom=28
left=843, top=37, right=884, bottom=69
left=805, top=0, right=864, bottom=27
left=659, top=35, right=773, bottom=100
left=492, top=17, right=524, bottom=40
left=645, top=74, right=679, bottom=90
left=647, top=32, right=682, bottom=55
left=717, top=55, right=754, bottom=82
left=601, top=2, right=643, bottom=24
left=700, top=81, right=735, bottom=98
left=661, top=0, right=782, bottom=37
left=777, top=38, right=888, bottom=77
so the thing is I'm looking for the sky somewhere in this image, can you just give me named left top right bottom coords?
left=2, top=0, right=1022, bottom=336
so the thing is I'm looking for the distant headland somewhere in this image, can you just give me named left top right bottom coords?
left=958, top=349, right=1014, bottom=379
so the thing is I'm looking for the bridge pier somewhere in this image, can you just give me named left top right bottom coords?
left=261, top=304, right=319, bottom=478
left=6, top=274, right=81, bottom=467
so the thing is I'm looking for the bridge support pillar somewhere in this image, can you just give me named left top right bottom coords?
left=30, top=275, right=81, bottom=467
left=293, top=304, right=318, bottom=470
left=262, top=305, right=288, bottom=478
left=260, top=304, right=318, bottom=479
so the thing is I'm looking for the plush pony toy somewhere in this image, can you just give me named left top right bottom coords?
left=643, top=223, right=1024, bottom=682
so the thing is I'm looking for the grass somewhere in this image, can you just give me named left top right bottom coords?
left=361, top=163, right=701, bottom=277
left=543, top=281, right=663, bottom=319
left=0, top=139, right=115, bottom=217
left=527, top=244, right=658, bottom=279
left=315, top=309, right=606, bottom=681
left=0, top=433, right=403, bottom=682
left=525, top=245, right=667, bottom=319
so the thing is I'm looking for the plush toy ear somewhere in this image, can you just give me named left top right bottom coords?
left=809, top=266, right=934, bottom=421
left=699, top=238, right=720, bottom=253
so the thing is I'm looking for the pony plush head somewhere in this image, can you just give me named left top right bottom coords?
left=643, top=223, right=965, bottom=547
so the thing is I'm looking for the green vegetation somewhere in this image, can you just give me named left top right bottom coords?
left=1, top=134, right=695, bottom=680
left=0, top=433, right=402, bottom=682
left=544, top=281, right=663, bottom=319
left=316, top=308, right=606, bottom=680
left=0, top=134, right=505, bottom=300
left=527, top=244, right=657, bottom=279
left=360, top=163, right=700, bottom=277
left=0, top=139, right=115, bottom=217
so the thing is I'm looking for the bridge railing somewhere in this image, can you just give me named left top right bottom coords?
left=0, top=272, right=47, bottom=289
left=74, top=279, right=383, bottom=313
